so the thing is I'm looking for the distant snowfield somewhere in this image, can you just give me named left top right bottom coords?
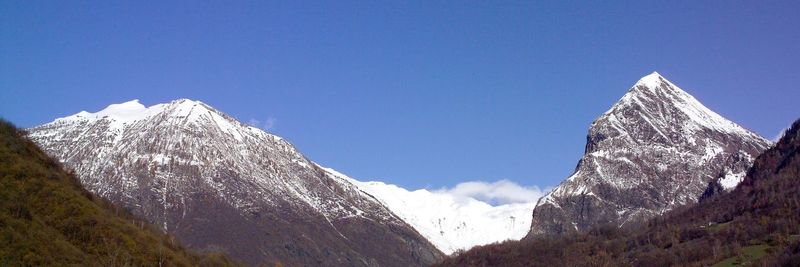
left=321, top=167, right=544, bottom=255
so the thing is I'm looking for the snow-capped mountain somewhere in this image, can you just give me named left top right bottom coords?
left=526, top=72, right=771, bottom=236
left=27, top=99, right=443, bottom=266
left=321, top=167, right=534, bottom=255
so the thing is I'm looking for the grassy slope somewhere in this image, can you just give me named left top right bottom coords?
left=0, top=119, right=237, bottom=266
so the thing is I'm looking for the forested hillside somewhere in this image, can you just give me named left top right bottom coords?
left=0, top=119, right=237, bottom=266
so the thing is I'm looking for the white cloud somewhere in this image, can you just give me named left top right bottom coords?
left=248, top=116, right=277, bottom=131
left=434, top=179, right=548, bottom=206
left=264, top=116, right=277, bottom=130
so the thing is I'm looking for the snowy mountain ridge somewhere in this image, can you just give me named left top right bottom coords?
left=320, top=166, right=535, bottom=255
left=28, top=98, right=443, bottom=266
left=52, top=99, right=261, bottom=143
left=26, top=72, right=769, bottom=259
left=34, top=97, right=533, bottom=256
left=609, top=72, right=763, bottom=138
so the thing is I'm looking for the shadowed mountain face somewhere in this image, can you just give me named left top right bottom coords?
left=27, top=99, right=443, bottom=266
left=527, top=72, right=770, bottom=237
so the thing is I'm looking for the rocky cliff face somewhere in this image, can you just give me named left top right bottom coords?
left=526, top=72, right=771, bottom=237
left=27, top=99, right=443, bottom=266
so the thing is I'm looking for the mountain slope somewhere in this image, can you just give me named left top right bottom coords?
left=0, top=119, right=236, bottom=266
left=438, top=118, right=800, bottom=266
left=527, top=72, right=771, bottom=236
left=27, top=99, right=443, bottom=266
left=322, top=167, right=534, bottom=255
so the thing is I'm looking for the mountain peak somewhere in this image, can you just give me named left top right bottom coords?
left=170, top=98, right=206, bottom=106
left=53, top=98, right=222, bottom=125
left=615, top=72, right=692, bottom=110
left=161, top=98, right=218, bottom=119
left=629, top=71, right=685, bottom=97
left=29, top=98, right=445, bottom=265
left=528, top=73, right=771, bottom=236
left=602, top=72, right=765, bottom=139
left=46, top=98, right=270, bottom=145
left=633, top=71, right=666, bottom=89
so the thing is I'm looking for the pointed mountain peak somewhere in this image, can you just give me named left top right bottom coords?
left=604, top=72, right=688, bottom=116
left=599, top=72, right=768, bottom=142
left=170, top=98, right=206, bottom=106
left=159, top=98, right=239, bottom=126
left=164, top=98, right=209, bottom=112
left=528, top=73, right=773, bottom=237
left=166, top=98, right=225, bottom=114
left=631, top=71, right=681, bottom=93
left=636, top=71, right=663, bottom=84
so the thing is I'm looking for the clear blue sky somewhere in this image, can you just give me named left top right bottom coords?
left=2, top=1, right=798, bottom=190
